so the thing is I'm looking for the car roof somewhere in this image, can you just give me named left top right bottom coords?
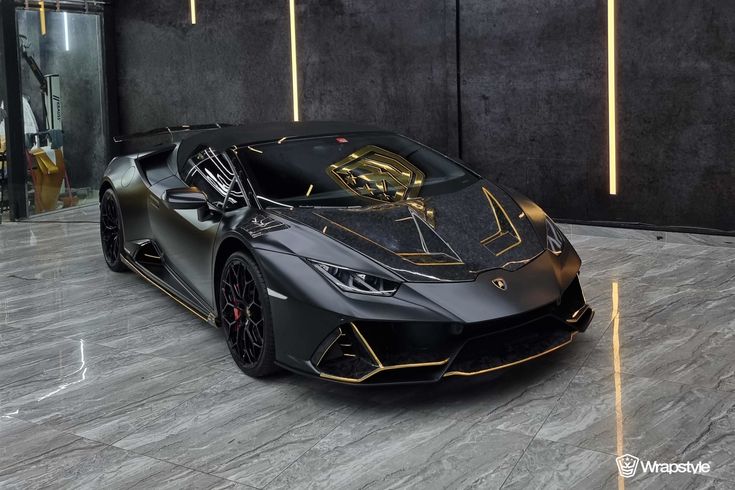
left=176, top=121, right=386, bottom=171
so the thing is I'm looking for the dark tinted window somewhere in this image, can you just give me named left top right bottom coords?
left=228, top=132, right=477, bottom=207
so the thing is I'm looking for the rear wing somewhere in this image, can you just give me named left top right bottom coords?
left=113, top=124, right=232, bottom=143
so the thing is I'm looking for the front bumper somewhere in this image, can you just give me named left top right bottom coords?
left=310, top=276, right=592, bottom=384
left=257, top=248, right=592, bottom=384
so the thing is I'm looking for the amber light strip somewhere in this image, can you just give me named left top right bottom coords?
left=39, top=1, right=46, bottom=35
left=608, top=0, right=618, bottom=195
left=289, top=0, right=300, bottom=121
left=190, top=0, right=197, bottom=25
left=612, top=281, right=625, bottom=490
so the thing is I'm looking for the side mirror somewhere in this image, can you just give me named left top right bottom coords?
left=163, top=188, right=208, bottom=210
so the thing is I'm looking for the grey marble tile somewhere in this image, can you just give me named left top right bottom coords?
left=536, top=367, right=735, bottom=483
left=503, top=437, right=730, bottom=490
left=0, top=328, right=228, bottom=444
left=266, top=407, right=531, bottom=490
left=571, top=225, right=666, bottom=242
left=585, top=321, right=735, bottom=392
left=501, top=438, right=618, bottom=490
left=0, top=417, right=246, bottom=490
left=115, top=374, right=355, bottom=488
left=666, top=232, right=735, bottom=249
left=301, top=359, right=581, bottom=437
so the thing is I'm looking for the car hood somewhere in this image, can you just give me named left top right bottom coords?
left=271, top=180, right=546, bottom=282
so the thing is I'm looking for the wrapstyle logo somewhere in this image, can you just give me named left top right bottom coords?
left=615, top=454, right=711, bottom=478
left=616, top=454, right=640, bottom=478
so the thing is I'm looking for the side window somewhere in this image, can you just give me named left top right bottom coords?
left=181, top=147, right=247, bottom=209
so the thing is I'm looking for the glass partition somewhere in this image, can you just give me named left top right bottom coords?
left=15, top=7, right=106, bottom=215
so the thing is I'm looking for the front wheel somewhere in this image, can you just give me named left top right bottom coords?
left=219, top=251, right=278, bottom=377
left=100, top=189, right=127, bottom=272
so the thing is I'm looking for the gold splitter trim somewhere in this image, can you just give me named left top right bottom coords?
left=317, top=322, right=449, bottom=383
left=443, top=331, right=577, bottom=377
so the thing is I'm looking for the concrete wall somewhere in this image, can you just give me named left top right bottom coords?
left=616, top=0, right=734, bottom=232
left=113, top=0, right=735, bottom=232
left=296, top=0, right=458, bottom=155
left=114, top=0, right=291, bottom=133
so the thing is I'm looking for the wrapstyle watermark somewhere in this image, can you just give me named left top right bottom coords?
left=616, top=454, right=711, bottom=479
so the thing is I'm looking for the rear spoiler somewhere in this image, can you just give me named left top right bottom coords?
left=113, top=123, right=233, bottom=143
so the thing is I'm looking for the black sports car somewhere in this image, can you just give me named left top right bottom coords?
left=100, top=122, right=593, bottom=384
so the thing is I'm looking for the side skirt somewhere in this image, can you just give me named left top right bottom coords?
left=121, top=254, right=217, bottom=327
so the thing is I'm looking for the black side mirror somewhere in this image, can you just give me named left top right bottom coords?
left=164, top=188, right=208, bottom=210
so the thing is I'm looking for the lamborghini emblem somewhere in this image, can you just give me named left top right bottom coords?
left=492, top=278, right=508, bottom=291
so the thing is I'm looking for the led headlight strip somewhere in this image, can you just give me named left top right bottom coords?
left=307, top=259, right=399, bottom=296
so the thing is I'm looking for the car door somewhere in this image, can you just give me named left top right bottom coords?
left=148, top=146, right=248, bottom=306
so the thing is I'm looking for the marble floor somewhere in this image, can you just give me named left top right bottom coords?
left=0, top=205, right=733, bottom=489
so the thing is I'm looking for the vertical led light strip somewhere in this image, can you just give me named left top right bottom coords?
left=612, top=281, right=624, bottom=490
left=63, top=12, right=70, bottom=51
left=607, top=0, right=617, bottom=195
left=39, top=1, right=46, bottom=35
left=190, top=0, right=197, bottom=25
left=289, top=0, right=300, bottom=121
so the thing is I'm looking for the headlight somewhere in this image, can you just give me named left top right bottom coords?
left=545, top=217, right=565, bottom=255
left=307, top=259, right=400, bottom=296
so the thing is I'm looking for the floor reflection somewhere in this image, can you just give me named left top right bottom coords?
left=612, top=280, right=625, bottom=489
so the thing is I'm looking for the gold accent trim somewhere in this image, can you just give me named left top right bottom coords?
left=319, top=358, right=450, bottom=384
left=443, top=332, right=577, bottom=377
left=327, top=145, right=425, bottom=203
left=567, top=305, right=590, bottom=324
left=351, top=323, right=383, bottom=367
left=480, top=187, right=523, bottom=256
left=121, top=256, right=210, bottom=324
left=317, top=321, right=449, bottom=383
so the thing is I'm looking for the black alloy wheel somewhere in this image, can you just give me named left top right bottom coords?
left=100, top=189, right=127, bottom=272
left=220, top=251, right=277, bottom=377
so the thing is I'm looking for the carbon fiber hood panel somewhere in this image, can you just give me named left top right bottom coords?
left=276, top=181, right=545, bottom=282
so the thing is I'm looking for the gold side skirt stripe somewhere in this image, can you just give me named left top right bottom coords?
left=443, top=331, right=577, bottom=377
left=121, top=256, right=211, bottom=324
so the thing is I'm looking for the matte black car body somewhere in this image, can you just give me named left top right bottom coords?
left=100, top=121, right=593, bottom=384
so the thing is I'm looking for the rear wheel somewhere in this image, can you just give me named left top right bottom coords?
left=219, top=251, right=278, bottom=377
left=100, top=189, right=127, bottom=272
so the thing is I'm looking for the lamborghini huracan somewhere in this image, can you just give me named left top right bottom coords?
left=100, top=122, right=593, bottom=384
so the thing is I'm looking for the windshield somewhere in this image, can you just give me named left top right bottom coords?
left=227, top=132, right=478, bottom=207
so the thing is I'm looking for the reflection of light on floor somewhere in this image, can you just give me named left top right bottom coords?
left=612, top=281, right=624, bottom=490
left=37, top=339, right=87, bottom=401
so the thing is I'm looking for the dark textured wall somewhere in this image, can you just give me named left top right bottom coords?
left=114, top=0, right=291, bottom=134
left=459, top=0, right=607, bottom=223
left=296, top=0, right=458, bottom=155
left=112, top=0, right=734, bottom=232
left=459, top=0, right=733, bottom=231
left=616, top=0, right=735, bottom=231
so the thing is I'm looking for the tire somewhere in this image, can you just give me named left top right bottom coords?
left=100, top=189, right=128, bottom=272
left=219, top=251, right=278, bottom=377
